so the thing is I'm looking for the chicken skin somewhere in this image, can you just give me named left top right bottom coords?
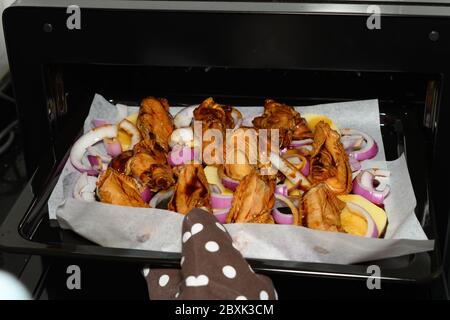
left=253, top=99, right=313, bottom=148
left=226, top=172, right=276, bottom=224
left=310, top=121, right=352, bottom=195
left=137, top=97, right=174, bottom=151
left=168, top=164, right=212, bottom=215
left=303, top=183, right=345, bottom=232
left=96, top=168, right=149, bottom=208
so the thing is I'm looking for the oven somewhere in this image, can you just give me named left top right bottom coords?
left=1, top=0, right=449, bottom=299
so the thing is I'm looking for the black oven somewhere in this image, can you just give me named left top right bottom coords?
left=1, top=0, right=450, bottom=298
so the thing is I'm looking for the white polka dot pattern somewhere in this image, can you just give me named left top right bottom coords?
left=260, top=290, right=269, bottom=300
left=205, top=241, right=220, bottom=252
left=215, top=222, right=226, bottom=232
left=159, top=274, right=170, bottom=287
left=236, top=296, right=247, bottom=300
left=222, top=265, right=237, bottom=279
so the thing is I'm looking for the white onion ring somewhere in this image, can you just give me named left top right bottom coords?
left=270, top=152, right=311, bottom=189
left=118, top=119, right=141, bottom=149
left=73, top=173, right=97, bottom=202
left=174, top=105, right=197, bottom=128
left=353, top=169, right=390, bottom=205
left=340, top=128, right=378, bottom=161
left=86, top=146, right=111, bottom=163
left=346, top=202, right=379, bottom=238
left=70, top=125, right=118, bottom=175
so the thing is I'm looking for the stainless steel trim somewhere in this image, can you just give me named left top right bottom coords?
left=11, top=0, right=450, bottom=18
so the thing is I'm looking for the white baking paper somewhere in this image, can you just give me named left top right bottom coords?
left=50, top=94, right=434, bottom=265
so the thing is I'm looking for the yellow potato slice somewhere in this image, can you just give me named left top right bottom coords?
left=340, top=206, right=368, bottom=236
left=204, top=165, right=233, bottom=195
left=302, top=113, right=339, bottom=133
left=126, top=112, right=139, bottom=125
left=338, top=194, right=388, bottom=236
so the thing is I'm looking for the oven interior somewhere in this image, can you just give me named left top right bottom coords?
left=11, top=64, right=441, bottom=281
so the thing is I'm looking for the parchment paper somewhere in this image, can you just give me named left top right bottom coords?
left=50, top=94, right=434, bottom=265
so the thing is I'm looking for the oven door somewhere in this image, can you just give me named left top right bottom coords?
left=1, top=1, right=449, bottom=284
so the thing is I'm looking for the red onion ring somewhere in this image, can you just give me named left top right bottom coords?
left=213, top=208, right=229, bottom=224
left=272, top=194, right=299, bottom=225
left=340, top=128, right=378, bottom=161
left=353, top=169, right=390, bottom=205
left=92, top=119, right=109, bottom=128
left=70, top=125, right=118, bottom=176
left=86, top=146, right=111, bottom=163
left=103, top=138, right=123, bottom=157
left=275, top=184, right=288, bottom=197
left=87, top=155, right=103, bottom=171
left=168, top=146, right=200, bottom=166
left=346, top=202, right=379, bottom=238
left=283, top=154, right=310, bottom=176
left=140, top=187, right=153, bottom=203
left=349, top=156, right=361, bottom=172
left=270, top=152, right=311, bottom=189
left=211, top=193, right=233, bottom=209
left=221, top=174, right=240, bottom=191
left=209, top=184, right=222, bottom=194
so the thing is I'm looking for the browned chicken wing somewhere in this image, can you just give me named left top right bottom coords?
left=168, top=164, right=212, bottom=215
left=310, top=121, right=352, bottom=195
left=137, top=97, right=174, bottom=151
left=126, top=139, right=175, bottom=191
left=96, top=168, right=149, bottom=208
left=303, top=183, right=345, bottom=232
left=226, top=172, right=276, bottom=224
left=253, top=99, right=313, bottom=148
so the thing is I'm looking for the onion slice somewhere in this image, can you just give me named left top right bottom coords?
left=169, top=127, right=195, bottom=148
left=140, top=187, right=153, bottom=203
left=103, top=137, right=122, bottom=157
left=353, top=169, right=390, bottom=205
left=275, top=184, right=288, bottom=197
left=174, top=105, right=197, bottom=128
left=118, top=119, right=141, bottom=149
left=92, top=119, right=109, bottom=128
left=168, top=146, right=200, bottom=166
left=282, top=154, right=310, bottom=176
left=70, top=125, right=118, bottom=175
left=86, top=146, right=111, bottom=163
left=221, top=174, right=240, bottom=191
left=270, top=152, right=311, bottom=189
left=150, top=188, right=175, bottom=209
left=272, top=194, right=300, bottom=225
left=340, top=128, right=378, bottom=161
left=73, top=173, right=97, bottom=202
left=213, top=208, right=229, bottom=224
left=211, top=193, right=233, bottom=209
left=346, top=202, right=379, bottom=238
left=349, top=156, right=361, bottom=172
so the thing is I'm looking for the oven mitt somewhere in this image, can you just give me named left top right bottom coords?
left=143, top=208, right=278, bottom=300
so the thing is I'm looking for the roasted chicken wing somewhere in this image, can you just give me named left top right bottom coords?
left=303, top=183, right=345, bottom=232
left=310, top=121, right=352, bottom=195
left=137, top=97, right=174, bottom=151
left=96, top=168, right=149, bottom=208
left=125, top=139, right=175, bottom=191
left=253, top=99, right=313, bottom=148
left=168, top=164, right=212, bottom=215
left=226, top=172, right=276, bottom=224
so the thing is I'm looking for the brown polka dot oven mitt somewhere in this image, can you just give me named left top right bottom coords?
left=143, top=208, right=278, bottom=300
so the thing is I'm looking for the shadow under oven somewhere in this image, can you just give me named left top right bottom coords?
left=1, top=0, right=450, bottom=287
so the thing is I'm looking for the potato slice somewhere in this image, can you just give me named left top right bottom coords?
left=303, top=113, right=339, bottom=133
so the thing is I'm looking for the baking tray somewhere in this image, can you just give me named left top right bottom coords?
left=0, top=100, right=441, bottom=283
